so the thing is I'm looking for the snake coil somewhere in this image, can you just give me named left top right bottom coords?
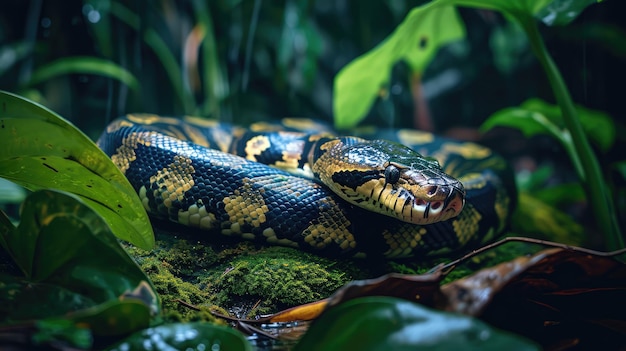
left=98, top=114, right=516, bottom=258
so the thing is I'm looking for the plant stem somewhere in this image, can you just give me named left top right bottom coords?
left=521, top=17, right=623, bottom=250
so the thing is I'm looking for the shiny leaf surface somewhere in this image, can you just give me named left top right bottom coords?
left=0, top=91, right=154, bottom=249
left=108, top=322, right=252, bottom=351
left=535, top=0, right=599, bottom=26
left=294, top=296, right=539, bottom=351
left=0, top=190, right=159, bottom=322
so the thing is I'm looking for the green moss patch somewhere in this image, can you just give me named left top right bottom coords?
left=202, top=247, right=364, bottom=316
left=124, top=227, right=371, bottom=319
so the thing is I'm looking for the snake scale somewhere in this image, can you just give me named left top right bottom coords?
left=97, top=114, right=516, bottom=259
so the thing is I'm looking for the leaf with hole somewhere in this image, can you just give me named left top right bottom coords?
left=333, top=4, right=464, bottom=129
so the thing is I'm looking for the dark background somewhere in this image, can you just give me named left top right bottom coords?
left=1, top=0, right=624, bottom=136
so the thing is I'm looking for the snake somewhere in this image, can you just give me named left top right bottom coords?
left=97, top=114, right=516, bottom=259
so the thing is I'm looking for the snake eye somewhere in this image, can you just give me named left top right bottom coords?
left=384, top=164, right=400, bottom=184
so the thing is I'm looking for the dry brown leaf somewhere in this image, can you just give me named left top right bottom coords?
left=268, top=299, right=329, bottom=323
left=442, top=248, right=626, bottom=350
left=325, top=270, right=446, bottom=310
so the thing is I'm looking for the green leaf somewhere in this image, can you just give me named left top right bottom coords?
left=516, top=164, right=554, bottom=192
left=0, top=190, right=159, bottom=316
left=520, top=98, right=615, bottom=151
left=33, top=318, right=93, bottom=349
left=25, top=300, right=153, bottom=348
left=480, top=105, right=569, bottom=144
left=26, top=56, right=139, bottom=92
left=0, top=189, right=157, bottom=348
left=332, top=0, right=603, bottom=129
left=108, top=322, right=253, bottom=351
left=481, top=98, right=615, bottom=152
left=333, top=4, right=465, bottom=129
left=0, top=272, right=95, bottom=321
left=0, top=91, right=154, bottom=249
left=442, top=0, right=596, bottom=24
left=535, top=0, right=600, bottom=26
left=63, top=298, right=152, bottom=336
left=294, top=296, right=539, bottom=351
left=532, top=182, right=586, bottom=207
left=480, top=98, right=615, bottom=181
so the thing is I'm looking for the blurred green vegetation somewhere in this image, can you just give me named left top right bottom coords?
left=0, top=1, right=620, bottom=131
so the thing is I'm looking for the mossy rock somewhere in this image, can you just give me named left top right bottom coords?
left=124, top=227, right=374, bottom=319
left=202, top=246, right=364, bottom=316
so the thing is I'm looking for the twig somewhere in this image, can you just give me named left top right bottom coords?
left=174, top=299, right=201, bottom=311
left=437, top=236, right=626, bottom=273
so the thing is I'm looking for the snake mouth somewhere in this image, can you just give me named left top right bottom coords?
left=340, top=178, right=466, bottom=225
left=383, top=180, right=465, bottom=225
left=408, top=186, right=465, bottom=224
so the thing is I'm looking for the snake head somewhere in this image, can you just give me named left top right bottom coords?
left=312, top=137, right=465, bottom=225
left=382, top=157, right=466, bottom=224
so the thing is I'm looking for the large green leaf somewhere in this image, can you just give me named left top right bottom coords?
left=0, top=189, right=158, bottom=347
left=333, top=4, right=465, bottom=129
left=0, top=190, right=158, bottom=311
left=480, top=98, right=615, bottom=179
left=294, top=296, right=539, bottom=351
left=520, top=98, right=615, bottom=151
left=0, top=91, right=154, bottom=249
left=108, top=322, right=252, bottom=351
left=481, top=98, right=615, bottom=152
left=332, top=0, right=601, bottom=129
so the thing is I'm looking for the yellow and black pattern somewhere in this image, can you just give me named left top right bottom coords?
left=97, top=114, right=516, bottom=258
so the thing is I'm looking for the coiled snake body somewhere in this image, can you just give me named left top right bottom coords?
left=98, top=114, right=516, bottom=258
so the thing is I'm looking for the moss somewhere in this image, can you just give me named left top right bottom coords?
left=138, top=256, right=219, bottom=323
left=202, top=246, right=365, bottom=316
left=125, top=227, right=535, bottom=321
left=152, top=239, right=219, bottom=278
left=123, top=227, right=372, bottom=319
